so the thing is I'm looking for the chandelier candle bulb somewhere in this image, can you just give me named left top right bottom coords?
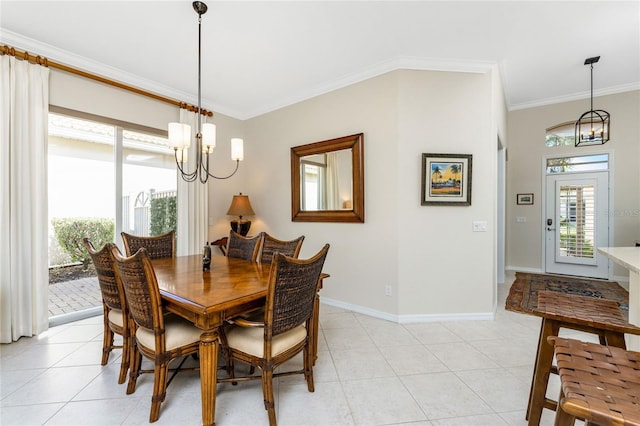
left=168, top=122, right=191, bottom=149
left=202, top=122, right=216, bottom=153
left=231, top=138, right=244, bottom=161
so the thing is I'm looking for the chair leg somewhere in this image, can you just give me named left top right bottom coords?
left=261, top=369, right=277, bottom=426
left=118, top=332, right=131, bottom=385
left=127, top=348, right=142, bottom=395
left=149, top=363, right=169, bottom=423
left=102, top=322, right=114, bottom=365
left=219, top=331, right=239, bottom=385
left=303, top=342, right=315, bottom=392
left=528, top=319, right=559, bottom=426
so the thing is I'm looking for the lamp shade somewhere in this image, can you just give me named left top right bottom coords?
left=226, top=193, right=255, bottom=218
left=231, top=138, right=244, bottom=161
left=202, top=122, right=216, bottom=153
left=168, top=122, right=191, bottom=149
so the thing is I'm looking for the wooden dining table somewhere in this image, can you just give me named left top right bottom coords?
left=151, top=254, right=328, bottom=426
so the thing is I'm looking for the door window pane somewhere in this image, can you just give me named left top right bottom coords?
left=122, top=130, right=176, bottom=237
left=48, top=113, right=116, bottom=267
left=546, top=154, right=609, bottom=174
left=558, top=184, right=596, bottom=259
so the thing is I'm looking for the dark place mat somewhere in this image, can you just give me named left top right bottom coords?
left=506, top=272, right=629, bottom=315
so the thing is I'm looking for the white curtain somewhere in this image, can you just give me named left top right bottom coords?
left=176, top=109, right=208, bottom=256
left=0, top=56, right=50, bottom=343
left=325, top=152, right=340, bottom=210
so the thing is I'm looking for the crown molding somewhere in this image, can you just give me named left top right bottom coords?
left=6, top=29, right=635, bottom=120
left=509, top=82, right=640, bottom=112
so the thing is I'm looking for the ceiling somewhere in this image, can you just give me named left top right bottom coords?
left=1, top=1, right=639, bottom=120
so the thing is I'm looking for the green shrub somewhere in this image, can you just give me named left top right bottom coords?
left=149, top=195, right=176, bottom=236
left=52, top=218, right=114, bottom=267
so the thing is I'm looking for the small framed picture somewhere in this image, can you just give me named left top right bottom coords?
left=421, top=153, right=472, bottom=206
left=517, top=193, right=534, bottom=205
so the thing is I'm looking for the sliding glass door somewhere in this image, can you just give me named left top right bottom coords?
left=48, top=111, right=175, bottom=322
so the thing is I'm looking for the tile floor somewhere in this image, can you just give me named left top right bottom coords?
left=1, top=271, right=595, bottom=426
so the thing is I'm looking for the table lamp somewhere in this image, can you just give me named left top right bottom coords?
left=226, top=192, right=255, bottom=236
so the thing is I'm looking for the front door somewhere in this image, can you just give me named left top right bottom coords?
left=545, top=171, right=609, bottom=279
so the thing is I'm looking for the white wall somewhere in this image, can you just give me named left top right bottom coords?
left=227, top=69, right=503, bottom=320
left=396, top=70, right=497, bottom=318
left=243, top=71, right=400, bottom=316
left=50, top=69, right=177, bottom=129
left=506, top=90, right=640, bottom=278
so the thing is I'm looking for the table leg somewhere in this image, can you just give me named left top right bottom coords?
left=200, top=330, right=219, bottom=426
left=603, top=330, right=627, bottom=349
left=628, top=270, right=640, bottom=350
left=527, top=318, right=559, bottom=426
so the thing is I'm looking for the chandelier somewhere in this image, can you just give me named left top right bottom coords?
left=575, top=56, right=610, bottom=147
left=168, top=1, right=243, bottom=182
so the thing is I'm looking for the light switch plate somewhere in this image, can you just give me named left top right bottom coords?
left=472, top=221, right=487, bottom=232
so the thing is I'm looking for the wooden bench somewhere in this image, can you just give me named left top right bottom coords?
left=549, top=336, right=640, bottom=426
left=526, top=291, right=640, bottom=425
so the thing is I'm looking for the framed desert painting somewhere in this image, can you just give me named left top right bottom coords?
left=421, top=153, right=472, bottom=206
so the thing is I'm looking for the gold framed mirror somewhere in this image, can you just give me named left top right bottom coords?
left=291, top=133, right=364, bottom=223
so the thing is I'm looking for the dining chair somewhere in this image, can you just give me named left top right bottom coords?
left=121, top=230, right=175, bottom=259
left=221, top=244, right=330, bottom=426
left=247, top=232, right=306, bottom=365
left=110, top=246, right=201, bottom=423
left=83, top=238, right=130, bottom=384
left=211, top=237, right=229, bottom=256
left=226, top=230, right=264, bottom=262
left=259, top=233, right=305, bottom=264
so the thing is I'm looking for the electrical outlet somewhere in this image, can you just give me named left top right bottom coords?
left=385, top=285, right=392, bottom=296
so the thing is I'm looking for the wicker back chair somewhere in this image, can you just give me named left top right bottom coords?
left=110, top=246, right=201, bottom=423
left=222, top=244, right=330, bottom=425
left=226, top=230, right=264, bottom=262
left=259, top=233, right=305, bottom=264
left=83, top=238, right=130, bottom=384
left=121, top=230, right=175, bottom=259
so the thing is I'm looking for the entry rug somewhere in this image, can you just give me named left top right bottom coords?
left=506, top=272, right=629, bottom=314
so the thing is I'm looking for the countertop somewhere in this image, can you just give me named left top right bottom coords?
left=598, top=247, right=640, bottom=274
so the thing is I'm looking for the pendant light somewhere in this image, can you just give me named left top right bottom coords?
left=168, top=1, right=243, bottom=182
left=575, top=56, right=610, bottom=147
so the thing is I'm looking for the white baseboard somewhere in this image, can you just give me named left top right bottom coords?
left=320, top=297, right=495, bottom=324
left=612, top=274, right=630, bottom=284
left=505, top=266, right=544, bottom=274
left=320, top=297, right=398, bottom=322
